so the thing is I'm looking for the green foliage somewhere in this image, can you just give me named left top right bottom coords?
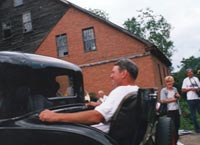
left=179, top=99, right=193, bottom=129
left=180, top=99, right=200, bottom=130
left=173, top=56, right=200, bottom=130
left=123, top=8, right=174, bottom=60
left=173, top=56, right=200, bottom=93
left=179, top=56, right=200, bottom=72
left=89, top=92, right=97, bottom=102
left=88, top=8, right=109, bottom=20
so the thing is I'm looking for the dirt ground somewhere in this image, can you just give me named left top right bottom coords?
left=179, top=133, right=200, bottom=145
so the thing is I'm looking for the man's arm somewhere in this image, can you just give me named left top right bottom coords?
left=181, top=79, right=196, bottom=93
left=39, top=109, right=105, bottom=125
left=182, top=87, right=196, bottom=93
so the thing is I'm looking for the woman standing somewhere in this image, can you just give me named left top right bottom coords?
left=160, top=76, right=181, bottom=144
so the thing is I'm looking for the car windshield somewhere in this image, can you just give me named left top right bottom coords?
left=0, top=63, right=81, bottom=119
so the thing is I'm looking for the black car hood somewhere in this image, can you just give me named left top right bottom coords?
left=0, top=51, right=81, bottom=71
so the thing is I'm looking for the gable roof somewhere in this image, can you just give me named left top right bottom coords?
left=0, top=0, right=171, bottom=66
left=60, top=0, right=171, bottom=66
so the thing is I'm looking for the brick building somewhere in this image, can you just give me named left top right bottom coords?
left=0, top=0, right=171, bottom=95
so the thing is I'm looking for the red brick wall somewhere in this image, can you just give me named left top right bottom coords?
left=36, top=7, right=146, bottom=62
left=36, top=7, right=169, bottom=95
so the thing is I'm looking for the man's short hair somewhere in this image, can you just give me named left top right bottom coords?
left=115, top=58, right=138, bottom=80
left=186, top=68, right=193, bottom=72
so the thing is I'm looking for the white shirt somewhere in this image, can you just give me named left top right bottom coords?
left=182, top=77, right=200, bottom=100
left=98, top=95, right=108, bottom=103
left=160, top=87, right=181, bottom=114
left=92, top=85, right=139, bottom=133
left=166, top=90, right=179, bottom=111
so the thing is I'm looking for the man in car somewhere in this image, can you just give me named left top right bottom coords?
left=39, top=58, right=139, bottom=133
left=86, top=90, right=107, bottom=107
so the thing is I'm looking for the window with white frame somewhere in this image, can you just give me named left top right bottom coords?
left=13, top=0, right=23, bottom=7
left=56, top=34, right=68, bottom=57
left=22, top=12, right=32, bottom=33
left=82, top=27, right=96, bottom=52
left=2, top=22, right=12, bottom=39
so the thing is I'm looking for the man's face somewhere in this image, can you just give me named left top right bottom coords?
left=110, top=65, right=123, bottom=88
left=187, top=70, right=193, bottom=78
left=97, top=92, right=104, bottom=98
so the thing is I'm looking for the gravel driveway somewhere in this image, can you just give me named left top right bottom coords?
left=179, top=132, right=200, bottom=145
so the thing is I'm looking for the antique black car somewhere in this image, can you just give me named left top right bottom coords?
left=0, top=51, right=175, bottom=145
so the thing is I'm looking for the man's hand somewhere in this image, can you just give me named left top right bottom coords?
left=174, top=93, right=180, bottom=99
left=85, top=101, right=101, bottom=107
left=190, top=88, right=198, bottom=91
left=39, top=109, right=58, bottom=122
left=185, top=87, right=196, bottom=92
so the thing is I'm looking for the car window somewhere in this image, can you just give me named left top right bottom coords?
left=55, top=75, right=74, bottom=96
left=0, top=64, right=81, bottom=119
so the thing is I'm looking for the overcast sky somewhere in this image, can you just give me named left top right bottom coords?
left=69, top=0, right=200, bottom=71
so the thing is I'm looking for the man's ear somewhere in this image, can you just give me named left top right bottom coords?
left=121, top=70, right=128, bottom=79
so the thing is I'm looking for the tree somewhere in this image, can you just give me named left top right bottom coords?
left=179, top=56, right=200, bottom=72
left=123, top=8, right=174, bottom=59
left=172, top=56, right=200, bottom=130
left=172, top=56, right=200, bottom=92
left=173, top=56, right=200, bottom=92
left=88, top=8, right=109, bottom=20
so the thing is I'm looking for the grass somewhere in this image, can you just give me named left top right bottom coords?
left=179, top=99, right=200, bottom=130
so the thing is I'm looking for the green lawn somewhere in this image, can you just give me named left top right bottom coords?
left=179, top=100, right=200, bottom=130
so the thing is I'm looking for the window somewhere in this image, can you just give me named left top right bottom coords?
left=2, top=22, right=12, bottom=39
left=13, top=0, right=23, bottom=7
left=56, top=34, right=68, bottom=57
left=158, top=64, right=163, bottom=85
left=163, top=67, right=166, bottom=78
left=22, top=12, right=32, bottom=33
left=82, top=27, right=96, bottom=51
